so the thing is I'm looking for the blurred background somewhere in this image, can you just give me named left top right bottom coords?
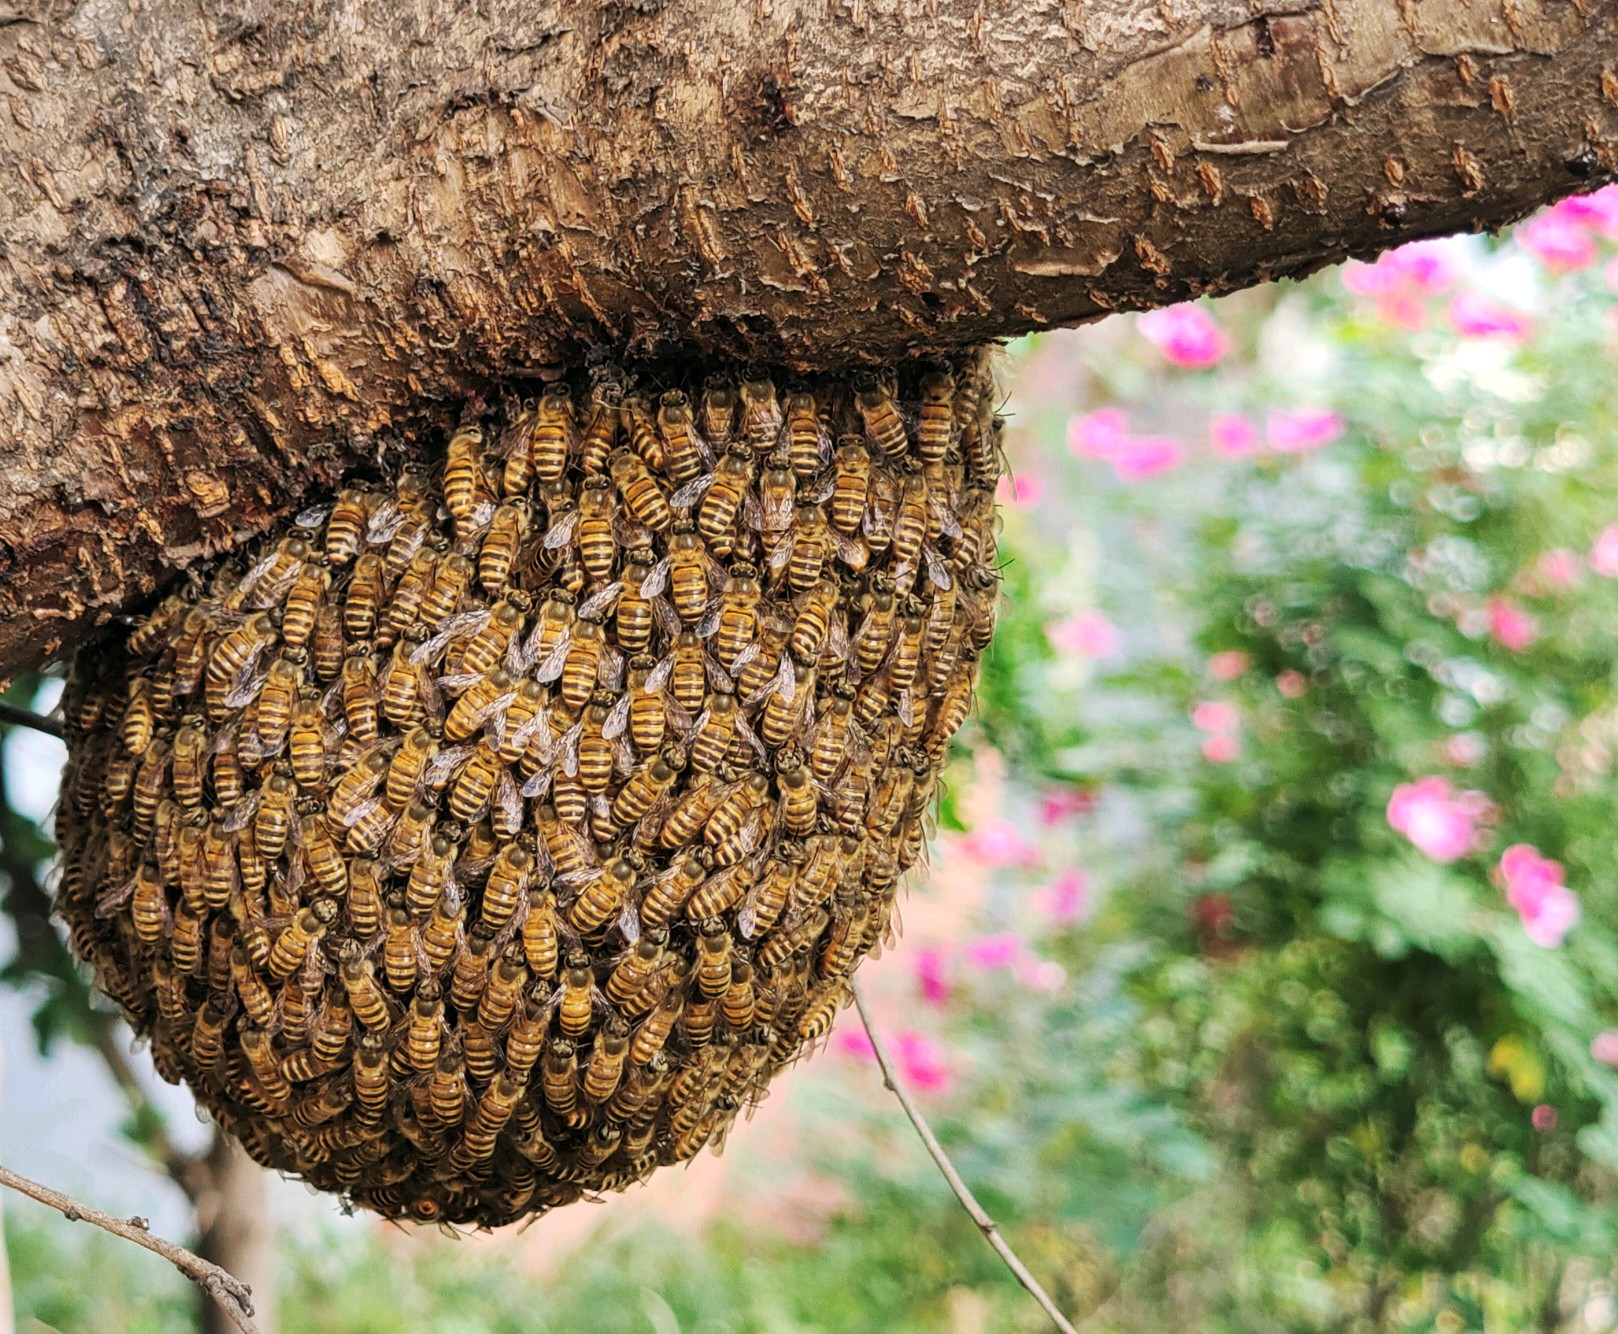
left=10, top=190, right=1618, bottom=1333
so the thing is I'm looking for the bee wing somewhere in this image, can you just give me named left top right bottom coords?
left=295, top=502, right=334, bottom=529
left=521, top=768, right=554, bottom=800
left=599, top=646, right=626, bottom=692
left=729, top=640, right=762, bottom=678
left=425, top=744, right=475, bottom=788
left=617, top=902, right=641, bottom=944
left=735, top=711, right=767, bottom=761
left=225, top=662, right=269, bottom=710
left=742, top=491, right=764, bottom=532
left=777, top=655, right=797, bottom=705
left=470, top=689, right=519, bottom=732
left=664, top=695, right=694, bottom=735
left=224, top=791, right=262, bottom=833
left=560, top=721, right=583, bottom=777
left=436, top=671, right=486, bottom=691
left=602, top=692, right=633, bottom=740
left=341, top=794, right=387, bottom=830
left=511, top=704, right=553, bottom=753
left=923, top=546, right=954, bottom=590
left=96, top=872, right=139, bottom=918
left=653, top=597, right=683, bottom=637
left=536, top=632, right=573, bottom=684
left=671, top=473, right=715, bottom=508
left=644, top=655, right=674, bottom=694
left=578, top=582, right=623, bottom=620
left=805, top=468, right=837, bottom=504
left=366, top=500, right=405, bottom=544
left=684, top=706, right=712, bottom=742
left=705, top=655, right=736, bottom=692
left=496, top=769, right=523, bottom=830
left=896, top=686, right=916, bottom=728
left=762, top=491, right=794, bottom=531
left=543, top=510, right=579, bottom=549
left=929, top=499, right=963, bottom=541
left=640, top=556, right=672, bottom=598
left=827, top=614, right=850, bottom=663
left=767, top=539, right=794, bottom=576
left=696, top=605, right=722, bottom=640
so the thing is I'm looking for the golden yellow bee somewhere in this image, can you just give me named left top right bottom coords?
left=540, top=1037, right=580, bottom=1119
left=667, top=523, right=710, bottom=626
left=657, top=390, right=705, bottom=484
left=610, top=448, right=672, bottom=533
left=738, top=373, right=782, bottom=452
left=606, top=749, right=683, bottom=837
left=268, top=898, right=339, bottom=981
left=555, top=949, right=597, bottom=1040
left=575, top=476, right=618, bottom=582
left=583, top=1016, right=631, bottom=1104
left=522, top=887, right=561, bottom=981
left=567, top=856, right=636, bottom=937
left=479, top=499, right=531, bottom=597
left=830, top=438, right=872, bottom=536
left=696, top=446, right=753, bottom=554
left=528, top=388, right=577, bottom=486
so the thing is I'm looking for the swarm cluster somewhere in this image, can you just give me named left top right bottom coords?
left=55, top=355, right=1004, bottom=1226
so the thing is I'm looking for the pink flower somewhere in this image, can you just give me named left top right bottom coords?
left=959, top=818, right=1037, bottom=868
left=1487, top=597, right=1538, bottom=653
left=1068, top=408, right=1130, bottom=459
left=1208, top=412, right=1261, bottom=459
left=914, top=947, right=952, bottom=1006
left=1591, top=524, right=1618, bottom=577
left=1387, top=776, right=1488, bottom=863
left=1553, top=186, right=1618, bottom=239
left=1591, top=1030, right=1618, bottom=1066
left=836, top=1027, right=877, bottom=1061
left=1446, top=732, right=1486, bottom=767
left=1201, top=733, right=1241, bottom=764
left=997, top=471, right=1045, bottom=509
left=1500, top=843, right=1581, bottom=948
left=1208, top=650, right=1250, bottom=681
left=895, top=1032, right=951, bottom=1093
left=1034, top=867, right=1093, bottom=925
left=1519, top=211, right=1597, bottom=271
left=1108, top=434, right=1184, bottom=481
left=1038, top=787, right=1094, bottom=825
left=964, top=933, right=1023, bottom=970
left=1267, top=408, right=1345, bottom=454
left=1276, top=669, right=1308, bottom=699
left=1341, top=240, right=1460, bottom=327
left=1138, top=304, right=1231, bottom=369
left=1532, top=1104, right=1559, bottom=1133
left=1046, top=610, right=1121, bottom=659
left=1192, top=700, right=1239, bottom=732
left=1447, top=291, right=1529, bottom=340
left=1537, top=549, right=1582, bottom=588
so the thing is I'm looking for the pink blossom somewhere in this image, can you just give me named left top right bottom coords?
left=1108, top=434, right=1185, bottom=481
left=1447, top=291, right=1529, bottom=340
left=895, top=1032, right=952, bottom=1093
left=1519, top=211, right=1598, bottom=271
left=1552, top=186, right=1618, bottom=238
left=1208, top=650, right=1250, bottom=681
left=1532, top=1104, right=1559, bottom=1133
left=1208, top=412, right=1261, bottom=459
left=1487, top=597, right=1539, bottom=653
left=1590, top=524, right=1618, bottom=577
left=1537, top=548, right=1582, bottom=588
left=997, top=471, right=1045, bottom=509
left=914, top=947, right=952, bottom=1006
left=1387, top=776, right=1489, bottom=863
left=1341, top=240, right=1460, bottom=327
left=1034, top=867, right=1093, bottom=925
left=1067, top=408, right=1130, bottom=459
left=1038, top=787, right=1094, bottom=825
left=1267, top=408, right=1345, bottom=454
left=1046, top=609, right=1121, bottom=659
left=1138, top=303, right=1231, bottom=369
left=1500, top=843, right=1581, bottom=948
left=964, top=933, right=1023, bottom=970
left=836, top=1027, right=877, bottom=1061
left=1192, top=700, right=1239, bottom=732
left=1276, top=669, right=1308, bottom=699
left=1201, top=733, right=1241, bottom=764
left=1591, top=1030, right=1618, bottom=1066
left=959, top=818, right=1037, bottom=868
left=1446, top=732, right=1486, bottom=767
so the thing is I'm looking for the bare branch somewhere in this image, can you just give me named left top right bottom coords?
left=0, top=1162, right=261, bottom=1334
left=850, top=977, right=1079, bottom=1334
left=0, top=703, right=61, bottom=739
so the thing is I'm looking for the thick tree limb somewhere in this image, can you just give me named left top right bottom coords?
left=1, top=0, right=1615, bottom=677
left=851, top=978, right=1079, bottom=1334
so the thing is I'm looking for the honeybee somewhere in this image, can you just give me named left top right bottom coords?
left=427, top=1050, right=468, bottom=1127
left=688, top=692, right=741, bottom=775
left=667, top=523, right=710, bottom=626
left=479, top=499, right=532, bottom=597
left=204, top=614, right=276, bottom=719
left=540, top=1037, right=580, bottom=1118
left=527, top=387, right=577, bottom=486
left=696, top=446, right=753, bottom=554
left=576, top=476, right=617, bottom=582
left=915, top=364, right=955, bottom=461
left=853, top=371, right=907, bottom=458
left=268, top=898, right=339, bottom=981
left=610, top=449, right=672, bottom=532
left=853, top=576, right=898, bottom=673
left=255, top=655, right=302, bottom=753
left=567, top=855, right=636, bottom=937
left=738, top=373, right=782, bottom=451
left=620, top=390, right=665, bottom=471
left=606, top=749, right=683, bottom=837
left=890, top=461, right=930, bottom=592
left=453, top=598, right=527, bottom=685
left=341, top=949, right=394, bottom=1032
left=522, top=887, right=561, bottom=981
left=381, top=548, right=438, bottom=644
left=583, top=1015, right=631, bottom=1103
left=699, top=373, right=737, bottom=449
left=714, top=564, right=762, bottom=671
left=559, top=614, right=605, bottom=712
left=443, top=425, right=488, bottom=523
left=789, top=578, right=841, bottom=662
left=580, top=375, right=623, bottom=476
left=341, top=649, right=381, bottom=742
left=449, top=928, right=496, bottom=1011
left=418, top=553, right=475, bottom=631
left=761, top=657, right=814, bottom=749
left=620, top=655, right=668, bottom=756
left=554, top=950, right=598, bottom=1040
left=628, top=987, right=684, bottom=1066
left=829, top=438, right=873, bottom=537
left=657, top=390, right=707, bottom=484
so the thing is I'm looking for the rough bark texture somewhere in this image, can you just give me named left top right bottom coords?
left=1, top=0, right=1615, bottom=678
left=195, top=1133, right=275, bottom=1334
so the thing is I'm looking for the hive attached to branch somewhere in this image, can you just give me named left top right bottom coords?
left=55, top=354, right=1003, bottom=1226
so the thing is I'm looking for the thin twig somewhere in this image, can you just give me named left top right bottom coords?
left=851, top=977, right=1080, bottom=1334
left=0, top=1163, right=261, bottom=1334
left=0, top=701, right=63, bottom=739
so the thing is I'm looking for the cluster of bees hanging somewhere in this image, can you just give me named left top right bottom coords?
left=54, top=352, right=1004, bottom=1227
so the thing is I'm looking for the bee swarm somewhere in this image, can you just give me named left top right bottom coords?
left=56, top=355, right=1003, bottom=1227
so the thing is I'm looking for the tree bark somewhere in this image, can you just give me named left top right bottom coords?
left=0, top=0, right=1614, bottom=677
left=194, top=1132, right=275, bottom=1334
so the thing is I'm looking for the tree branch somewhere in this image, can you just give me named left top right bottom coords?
left=0, top=704, right=62, bottom=740
left=0, top=1163, right=261, bottom=1334
left=850, top=977, right=1079, bottom=1334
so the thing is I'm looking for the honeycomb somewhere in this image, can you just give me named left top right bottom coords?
left=54, top=355, right=1003, bottom=1226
